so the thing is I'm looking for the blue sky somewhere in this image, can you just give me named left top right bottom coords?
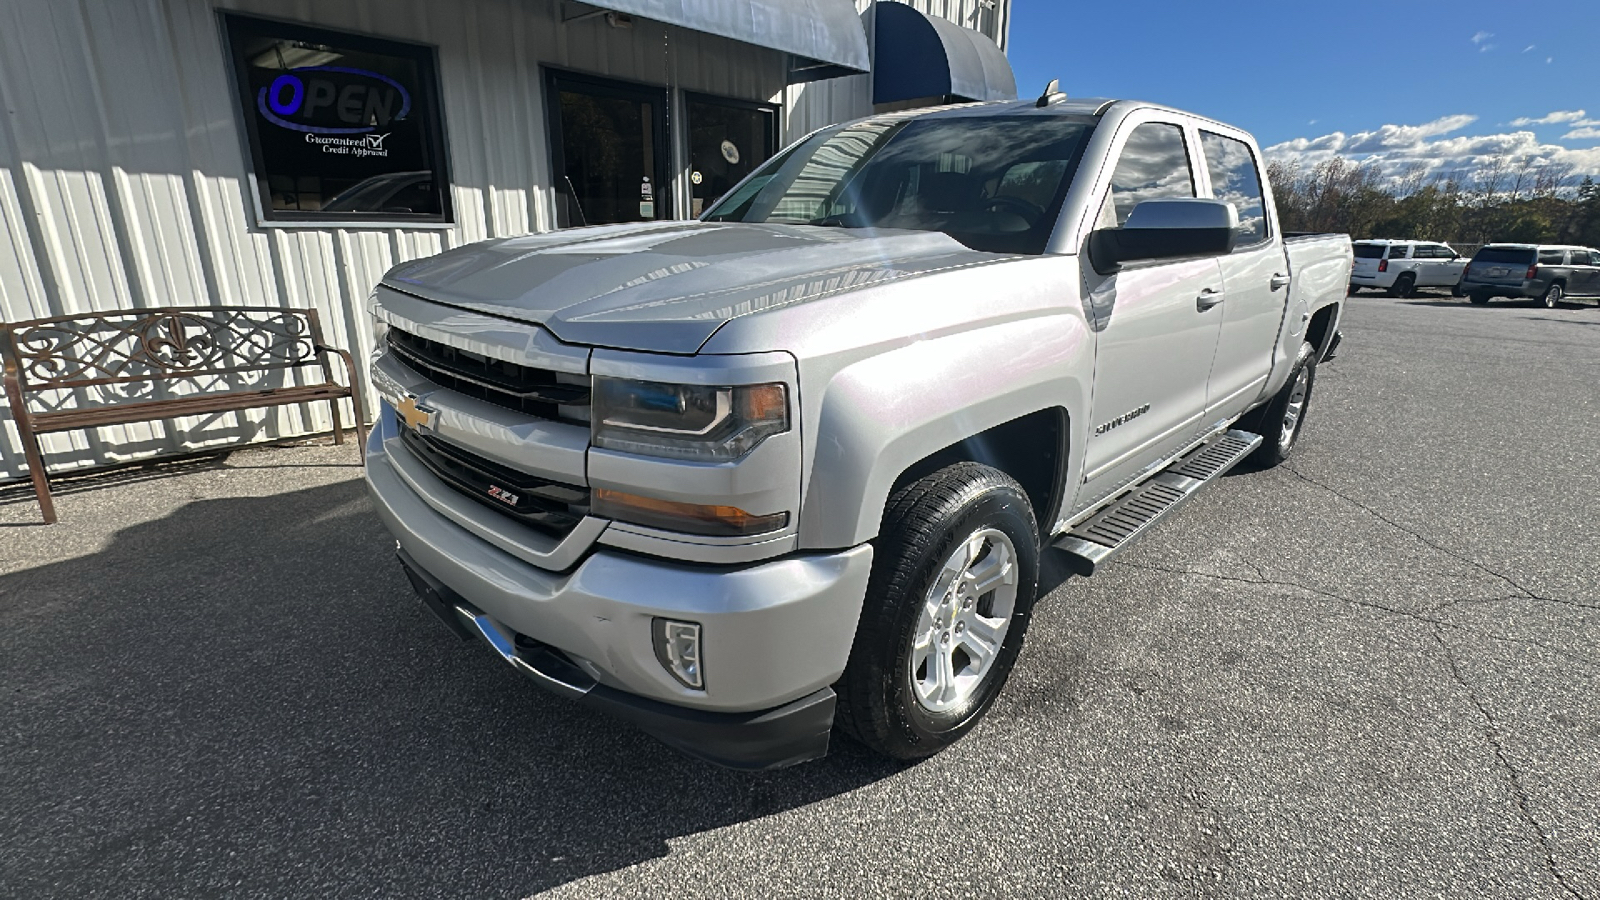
left=1007, top=0, right=1600, bottom=182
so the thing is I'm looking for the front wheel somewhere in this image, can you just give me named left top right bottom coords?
left=1240, top=341, right=1317, bottom=468
left=835, top=463, right=1040, bottom=761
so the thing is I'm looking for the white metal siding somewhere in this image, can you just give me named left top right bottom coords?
left=0, top=0, right=790, bottom=481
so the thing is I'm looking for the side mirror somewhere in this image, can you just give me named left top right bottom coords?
left=1090, top=198, right=1239, bottom=274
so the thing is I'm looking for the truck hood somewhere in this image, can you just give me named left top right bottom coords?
left=381, top=221, right=1010, bottom=353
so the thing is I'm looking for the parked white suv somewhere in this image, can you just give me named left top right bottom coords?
left=1349, top=240, right=1466, bottom=297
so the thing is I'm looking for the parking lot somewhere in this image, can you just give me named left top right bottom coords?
left=2, top=291, right=1597, bottom=898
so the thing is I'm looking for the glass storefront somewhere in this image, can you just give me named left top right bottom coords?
left=547, top=72, right=670, bottom=228
left=686, top=94, right=777, bottom=217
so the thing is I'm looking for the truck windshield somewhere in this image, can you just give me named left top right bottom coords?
left=703, top=115, right=1096, bottom=255
left=1472, top=247, right=1536, bottom=264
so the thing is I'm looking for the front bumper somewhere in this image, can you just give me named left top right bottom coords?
left=363, top=417, right=875, bottom=767
left=396, top=548, right=840, bottom=769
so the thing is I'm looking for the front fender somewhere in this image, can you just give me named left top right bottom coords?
left=798, top=314, right=1094, bottom=549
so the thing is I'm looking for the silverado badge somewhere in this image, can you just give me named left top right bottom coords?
left=1095, top=404, right=1150, bottom=435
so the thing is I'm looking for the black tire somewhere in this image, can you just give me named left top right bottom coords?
left=835, top=462, right=1040, bottom=761
left=1451, top=282, right=1464, bottom=298
left=1239, top=341, right=1317, bottom=468
left=1469, top=292, right=1491, bottom=305
left=1542, top=283, right=1564, bottom=309
left=1387, top=273, right=1415, bottom=298
left=1347, top=285, right=1361, bottom=295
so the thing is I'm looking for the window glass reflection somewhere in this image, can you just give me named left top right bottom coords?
left=1107, top=123, right=1195, bottom=226
left=1199, top=131, right=1268, bottom=245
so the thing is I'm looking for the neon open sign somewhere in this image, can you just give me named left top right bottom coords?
left=256, top=66, right=411, bottom=135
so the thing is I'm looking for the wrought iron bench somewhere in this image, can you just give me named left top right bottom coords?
left=1, top=306, right=366, bottom=524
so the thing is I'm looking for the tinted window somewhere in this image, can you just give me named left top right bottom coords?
left=1538, top=249, right=1566, bottom=264
left=1353, top=244, right=1385, bottom=259
left=223, top=15, right=450, bottom=222
left=1386, top=245, right=1410, bottom=259
left=1473, top=247, right=1536, bottom=264
left=1108, top=123, right=1195, bottom=226
left=704, top=116, right=1095, bottom=255
left=1199, top=131, right=1267, bottom=245
left=1567, top=249, right=1591, bottom=265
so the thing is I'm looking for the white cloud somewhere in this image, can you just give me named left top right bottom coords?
left=1523, top=44, right=1536, bottom=53
left=1471, top=30, right=1493, bottom=44
left=1265, top=116, right=1600, bottom=188
left=1547, top=57, right=1554, bottom=64
left=1509, top=110, right=1586, bottom=126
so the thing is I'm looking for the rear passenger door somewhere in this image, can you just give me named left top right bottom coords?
left=1198, top=128, right=1284, bottom=420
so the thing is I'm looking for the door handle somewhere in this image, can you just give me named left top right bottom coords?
left=1270, top=273, right=1292, bottom=291
left=1197, top=287, right=1225, bottom=311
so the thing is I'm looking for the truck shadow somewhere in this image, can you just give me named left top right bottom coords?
left=0, top=481, right=902, bottom=898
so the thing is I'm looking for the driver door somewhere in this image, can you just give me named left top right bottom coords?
left=1076, top=119, right=1226, bottom=509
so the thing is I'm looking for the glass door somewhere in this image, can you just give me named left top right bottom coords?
left=685, top=94, right=777, bottom=217
left=546, top=71, right=670, bottom=228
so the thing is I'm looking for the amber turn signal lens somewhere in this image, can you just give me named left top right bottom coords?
left=592, top=489, right=789, bottom=538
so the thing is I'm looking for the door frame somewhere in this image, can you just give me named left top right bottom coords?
left=543, top=68, right=672, bottom=228
left=681, top=91, right=780, bottom=220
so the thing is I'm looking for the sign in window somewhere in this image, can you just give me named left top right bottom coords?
left=224, top=15, right=451, bottom=223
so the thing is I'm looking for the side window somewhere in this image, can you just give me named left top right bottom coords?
left=1570, top=249, right=1592, bottom=266
left=1538, top=248, right=1565, bottom=264
left=1199, top=131, right=1268, bottom=246
left=1388, top=246, right=1410, bottom=260
left=1104, top=122, right=1195, bottom=227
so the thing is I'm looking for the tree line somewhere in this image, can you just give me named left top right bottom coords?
left=1266, top=155, right=1600, bottom=247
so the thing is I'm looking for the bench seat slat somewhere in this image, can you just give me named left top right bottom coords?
left=29, top=384, right=350, bottom=434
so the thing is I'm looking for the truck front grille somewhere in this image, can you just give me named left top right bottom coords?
left=387, top=327, right=589, bottom=424
left=399, top=423, right=588, bottom=537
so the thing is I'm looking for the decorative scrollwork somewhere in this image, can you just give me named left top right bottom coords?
left=9, top=309, right=320, bottom=390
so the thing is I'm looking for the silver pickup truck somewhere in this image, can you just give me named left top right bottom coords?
left=363, top=94, right=1351, bottom=769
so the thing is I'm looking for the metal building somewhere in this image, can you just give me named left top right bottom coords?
left=0, top=0, right=1013, bottom=482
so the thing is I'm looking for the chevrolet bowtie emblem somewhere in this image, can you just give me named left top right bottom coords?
left=396, top=394, right=436, bottom=431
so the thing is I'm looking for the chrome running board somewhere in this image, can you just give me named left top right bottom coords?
left=1052, top=429, right=1262, bottom=576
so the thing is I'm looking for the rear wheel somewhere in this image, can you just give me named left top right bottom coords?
left=1469, top=292, right=1491, bottom=305
left=1542, top=283, right=1565, bottom=309
left=1387, top=273, right=1416, bottom=298
left=1240, top=341, right=1317, bottom=468
left=835, top=463, right=1040, bottom=761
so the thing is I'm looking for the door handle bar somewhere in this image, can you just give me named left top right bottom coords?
left=1270, top=273, right=1292, bottom=290
left=1196, top=288, right=1225, bottom=311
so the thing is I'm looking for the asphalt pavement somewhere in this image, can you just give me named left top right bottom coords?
left=2, top=291, right=1598, bottom=899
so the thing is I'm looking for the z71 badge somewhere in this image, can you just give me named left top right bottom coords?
left=1096, top=404, right=1150, bottom=435
left=486, top=485, right=521, bottom=508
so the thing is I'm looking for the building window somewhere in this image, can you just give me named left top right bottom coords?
left=685, top=94, right=777, bottom=217
left=223, top=15, right=451, bottom=223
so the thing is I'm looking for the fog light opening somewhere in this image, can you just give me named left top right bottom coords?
left=653, top=618, right=704, bottom=690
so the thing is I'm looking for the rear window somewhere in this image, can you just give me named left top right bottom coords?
left=1473, top=247, right=1535, bottom=264
left=1353, top=244, right=1384, bottom=259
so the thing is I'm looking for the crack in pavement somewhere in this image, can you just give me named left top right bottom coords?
left=1430, top=625, right=1587, bottom=900
left=1104, top=557, right=1593, bottom=898
left=1107, top=561, right=1600, bottom=671
left=1281, top=465, right=1599, bottom=613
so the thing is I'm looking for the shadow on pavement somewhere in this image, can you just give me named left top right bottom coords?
left=0, top=481, right=900, bottom=898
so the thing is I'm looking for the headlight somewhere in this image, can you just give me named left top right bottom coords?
left=591, top=378, right=788, bottom=462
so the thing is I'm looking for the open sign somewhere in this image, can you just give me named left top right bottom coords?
left=256, top=66, right=411, bottom=135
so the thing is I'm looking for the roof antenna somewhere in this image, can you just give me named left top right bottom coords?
left=1036, top=79, right=1067, bottom=108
